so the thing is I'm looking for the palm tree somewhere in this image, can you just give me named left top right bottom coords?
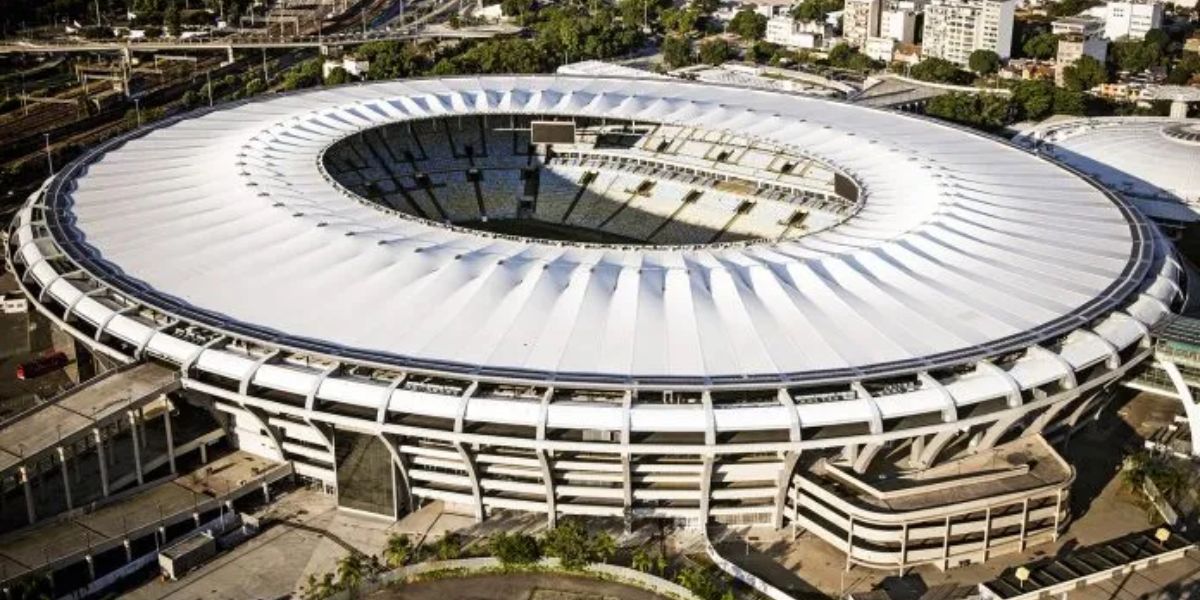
left=590, top=531, right=617, bottom=564
left=435, top=532, right=462, bottom=560
left=383, top=533, right=413, bottom=568
left=631, top=548, right=653, bottom=573
left=336, top=553, right=367, bottom=597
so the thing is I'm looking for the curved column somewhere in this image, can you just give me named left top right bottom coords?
left=918, top=372, right=958, bottom=423
left=915, top=429, right=958, bottom=469
left=180, top=335, right=225, bottom=375
left=700, top=392, right=716, bottom=525
left=851, top=383, right=883, bottom=474
left=1030, top=346, right=1078, bottom=389
left=376, top=375, right=406, bottom=424
left=453, top=383, right=484, bottom=522
left=1160, top=361, right=1200, bottom=457
left=537, top=388, right=556, bottom=527
left=1078, top=329, right=1121, bottom=370
left=978, top=360, right=1022, bottom=408
left=621, top=391, right=633, bottom=514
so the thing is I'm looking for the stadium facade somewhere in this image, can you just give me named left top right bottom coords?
left=4, top=76, right=1185, bottom=570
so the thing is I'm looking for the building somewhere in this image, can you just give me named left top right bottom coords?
left=1104, top=0, right=1163, bottom=40
left=4, top=77, right=1180, bottom=563
left=751, top=0, right=796, bottom=17
left=842, top=0, right=882, bottom=47
left=1054, top=17, right=1108, bottom=85
left=322, top=55, right=370, bottom=79
left=864, top=36, right=899, bottom=61
left=880, top=7, right=919, bottom=43
left=766, top=16, right=829, bottom=48
left=922, top=0, right=1015, bottom=66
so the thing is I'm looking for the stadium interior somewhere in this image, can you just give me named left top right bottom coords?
left=321, top=115, right=860, bottom=246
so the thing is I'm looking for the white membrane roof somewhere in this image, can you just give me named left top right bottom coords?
left=51, top=76, right=1149, bottom=383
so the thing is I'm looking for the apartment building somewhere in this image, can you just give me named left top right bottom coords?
left=922, top=0, right=1015, bottom=66
left=1104, top=0, right=1163, bottom=40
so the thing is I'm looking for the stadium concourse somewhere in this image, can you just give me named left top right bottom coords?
left=4, top=75, right=1184, bottom=571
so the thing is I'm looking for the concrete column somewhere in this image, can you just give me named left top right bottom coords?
left=899, top=522, right=908, bottom=574
left=910, top=436, right=925, bottom=466
left=941, top=516, right=952, bottom=569
left=1052, top=490, right=1063, bottom=541
left=123, top=539, right=132, bottom=562
left=129, top=411, right=144, bottom=485
left=845, top=516, right=855, bottom=571
left=138, top=408, right=148, bottom=449
left=57, top=446, right=73, bottom=512
left=94, top=428, right=110, bottom=497
left=261, top=481, right=270, bottom=504
left=1018, top=498, right=1030, bottom=552
left=980, top=506, right=992, bottom=563
left=164, top=406, right=176, bottom=474
left=200, top=441, right=208, bottom=464
left=85, top=555, right=95, bottom=581
left=19, top=466, right=36, bottom=524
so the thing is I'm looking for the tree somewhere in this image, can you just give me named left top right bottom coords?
left=335, top=553, right=366, bottom=597
left=698, top=38, right=730, bottom=65
left=631, top=548, right=655, bottom=574
left=165, top=1, right=181, bottom=37
left=500, top=0, right=536, bottom=18
left=1167, top=52, right=1200, bottom=84
left=589, top=531, right=617, bottom=564
left=926, top=92, right=1012, bottom=130
left=1062, top=54, right=1107, bottom=91
left=790, top=0, right=843, bottom=22
left=728, top=9, right=766, bottom=40
left=434, top=532, right=463, bottom=560
left=909, top=57, right=972, bottom=83
left=541, top=519, right=594, bottom=569
left=967, top=49, right=1001, bottom=76
left=1022, top=32, right=1058, bottom=60
left=662, top=35, right=693, bottom=68
left=382, top=533, right=413, bottom=568
left=324, top=66, right=351, bottom=86
left=660, top=7, right=701, bottom=34
left=490, top=532, right=541, bottom=566
left=675, top=564, right=732, bottom=600
left=281, top=58, right=323, bottom=90
left=827, top=43, right=879, bottom=72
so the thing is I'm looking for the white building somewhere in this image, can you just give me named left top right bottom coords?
left=766, top=16, right=830, bottom=48
left=322, top=56, right=370, bottom=79
left=1104, top=0, right=1163, bottom=40
left=880, top=8, right=918, bottom=43
left=752, top=0, right=797, bottom=18
left=842, top=0, right=882, bottom=47
left=922, top=0, right=1015, bottom=66
left=864, top=36, right=899, bottom=60
left=1053, top=17, right=1108, bottom=84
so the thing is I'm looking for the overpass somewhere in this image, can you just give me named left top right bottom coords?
left=0, top=24, right=521, bottom=55
left=1126, top=314, right=1200, bottom=456
left=0, top=362, right=202, bottom=533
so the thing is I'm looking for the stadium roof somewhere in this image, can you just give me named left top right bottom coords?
left=45, top=76, right=1164, bottom=384
left=1020, top=118, right=1200, bottom=210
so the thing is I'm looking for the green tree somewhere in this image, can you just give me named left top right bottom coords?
left=490, top=532, right=541, bottom=566
left=281, top=58, right=323, bottom=90
left=589, top=531, right=617, bottom=564
left=541, top=519, right=594, bottom=569
left=335, top=553, right=366, bottom=597
left=675, top=564, right=731, bottom=600
left=242, top=77, right=265, bottom=96
left=926, top=92, right=1012, bottom=130
left=662, top=35, right=693, bottom=68
left=324, top=66, right=351, bottom=85
left=790, top=0, right=843, bottom=22
left=500, top=0, right=536, bottom=18
left=909, top=57, right=971, bottom=83
left=728, top=9, right=767, bottom=40
left=631, top=547, right=655, bottom=573
left=382, top=533, right=413, bottom=568
left=968, top=49, right=1001, bottom=76
left=661, top=7, right=701, bottom=34
left=1022, top=32, right=1058, bottom=60
left=164, top=0, right=181, bottom=37
left=1063, top=54, right=1107, bottom=91
left=434, top=532, right=463, bottom=560
left=1167, top=52, right=1200, bottom=84
left=698, top=37, right=730, bottom=65
left=748, top=40, right=780, bottom=63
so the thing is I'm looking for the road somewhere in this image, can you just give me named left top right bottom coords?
left=0, top=24, right=521, bottom=54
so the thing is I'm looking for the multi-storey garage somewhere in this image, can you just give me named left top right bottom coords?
left=4, top=76, right=1184, bottom=570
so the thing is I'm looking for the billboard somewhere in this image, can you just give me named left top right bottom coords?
left=531, top=121, right=576, bottom=145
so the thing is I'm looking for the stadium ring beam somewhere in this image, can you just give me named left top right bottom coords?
left=4, top=76, right=1184, bottom=549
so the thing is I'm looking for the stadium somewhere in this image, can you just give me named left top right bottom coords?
left=4, top=75, right=1185, bottom=570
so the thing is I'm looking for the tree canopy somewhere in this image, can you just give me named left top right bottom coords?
left=968, top=49, right=1001, bottom=75
left=698, top=37, right=730, bottom=65
left=728, top=9, right=767, bottom=40
left=1063, top=54, right=1108, bottom=91
left=1022, top=32, right=1058, bottom=60
left=790, top=0, right=843, bottom=22
left=908, top=57, right=973, bottom=84
left=662, top=35, right=693, bottom=68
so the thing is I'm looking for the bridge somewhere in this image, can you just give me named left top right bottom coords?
left=0, top=24, right=521, bottom=55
